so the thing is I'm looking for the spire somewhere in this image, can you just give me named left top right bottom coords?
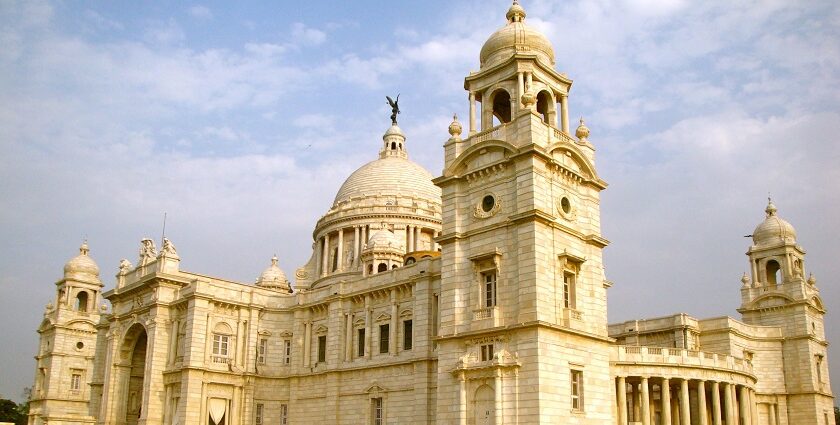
left=506, top=0, right=526, bottom=23
left=765, top=197, right=777, bottom=217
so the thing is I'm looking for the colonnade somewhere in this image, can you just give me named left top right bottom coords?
left=317, top=224, right=438, bottom=277
left=615, top=376, right=759, bottom=425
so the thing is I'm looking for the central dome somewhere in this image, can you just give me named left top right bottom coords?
left=479, top=1, right=555, bottom=68
left=333, top=156, right=440, bottom=206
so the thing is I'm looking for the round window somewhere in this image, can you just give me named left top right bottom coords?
left=76, top=341, right=84, bottom=350
left=481, top=195, right=496, bottom=212
left=560, top=197, right=571, bottom=214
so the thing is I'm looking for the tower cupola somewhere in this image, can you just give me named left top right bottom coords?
left=63, top=241, right=101, bottom=284
left=751, top=199, right=797, bottom=246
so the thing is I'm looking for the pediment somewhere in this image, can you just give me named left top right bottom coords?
left=375, top=313, right=391, bottom=322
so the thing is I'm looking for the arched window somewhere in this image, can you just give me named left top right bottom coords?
left=392, top=264, right=398, bottom=270
left=377, top=263, right=388, bottom=273
left=391, top=142, right=396, bottom=150
left=367, top=264, right=374, bottom=275
left=75, top=291, right=88, bottom=312
left=491, top=89, right=511, bottom=125
left=536, top=90, right=553, bottom=124
left=766, top=260, right=782, bottom=285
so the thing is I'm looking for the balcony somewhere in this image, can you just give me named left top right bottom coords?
left=210, top=355, right=231, bottom=365
left=472, top=306, right=500, bottom=329
left=611, top=345, right=754, bottom=376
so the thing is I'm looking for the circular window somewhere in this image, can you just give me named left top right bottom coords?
left=482, top=195, right=496, bottom=212
left=76, top=341, right=84, bottom=350
left=560, top=197, right=571, bottom=214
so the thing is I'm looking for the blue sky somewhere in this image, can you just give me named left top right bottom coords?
left=1, top=0, right=839, bottom=402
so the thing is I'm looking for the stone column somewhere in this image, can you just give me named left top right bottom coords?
left=640, top=377, right=651, bottom=425
left=390, top=290, right=398, bottom=355
left=321, top=235, right=330, bottom=277
left=560, top=93, right=570, bottom=133
left=336, top=229, right=344, bottom=272
left=526, top=72, right=533, bottom=92
left=458, top=372, right=467, bottom=425
left=469, top=92, right=476, bottom=134
left=724, top=383, right=735, bottom=425
left=767, top=403, right=777, bottom=425
left=680, top=379, right=691, bottom=425
left=344, top=312, right=353, bottom=362
left=661, top=378, right=672, bottom=425
left=617, top=376, right=628, bottom=425
left=303, top=321, right=311, bottom=368
left=354, top=226, right=360, bottom=267
left=750, top=390, right=758, bottom=425
left=415, top=226, right=422, bottom=251
left=711, top=381, right=722, bottom=425
left=739, top=386, right=751, bottom=425
left=697, top=380, right=708, bottom=425
left=517, top=72, right=525, bottom=108
left=494, top=369, right=503, bottom=425
left=167, top=319, right=178, bottom=365
left=365, top=296, right=372, bottom=359
left=407, top=225, right=414, bottom=253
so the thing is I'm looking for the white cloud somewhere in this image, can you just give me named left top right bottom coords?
left=188, top=5, right=213, bottom=20
left=291, top=22, right=326, bottom=45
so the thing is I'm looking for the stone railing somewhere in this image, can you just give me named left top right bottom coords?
left=210, top=355, right=231, bottom=365
left=611, top=346, right=753, bottom=375
left=470, top=124, right=507, bottom=146
left=552, top=128, right=576, bottom=144
left=473, top=307, right=494, bottom=320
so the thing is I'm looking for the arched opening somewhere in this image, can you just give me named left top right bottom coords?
left=391, top=142, right=396, bottom=150
left=766, top=260, right=782, bottom=285
left=536, top=90, right=554, bottom=125
left=473, top=385, right=495, bottom=425
left=367, top=264, right=374, bottom=275
left=75, top=291, right=89, bottom=312
left=120, top=324, right=148, bottom=425
left=377, top=263, right=388, bottom=273
left=490, top=89, right=511, bottom=126
left=391, top=264, right=398, bottom=270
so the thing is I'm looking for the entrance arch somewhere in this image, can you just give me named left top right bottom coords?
left=120, top=324, right=148, bottom=425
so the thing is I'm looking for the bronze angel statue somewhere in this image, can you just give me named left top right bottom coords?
left=386, top=94, right=400, bottom=125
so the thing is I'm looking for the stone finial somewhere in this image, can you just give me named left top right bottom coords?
left=765, top=197, right=777, bottom=217
left=506, top=0, right=526, bottom=22
left=79, top=240, right=89, bottom=256
left=575, top=117, right=590, bottom=142
left=448, top=114, right=462, bottom=138
left=520, top=91, right=535, bottom=108
left=807, top=273, right=816, bottom=285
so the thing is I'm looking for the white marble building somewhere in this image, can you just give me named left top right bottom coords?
left=28, top=2, right=834, bottom=425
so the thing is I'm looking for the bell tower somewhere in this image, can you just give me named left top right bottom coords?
left=29, top=242, right=104, bottom=425
left=435, top=2, right=613, bottom=423
left=738, top=199, right=834, bottom=423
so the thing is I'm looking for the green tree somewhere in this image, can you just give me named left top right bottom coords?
left=0, top=398, right=24, bottom=424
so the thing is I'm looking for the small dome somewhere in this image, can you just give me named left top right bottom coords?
left=752, top=199, right=797, bottom=246
left=256, top=255, right=292, bottom=292
left=366, top=228, right=400, bottom=249
left=63, top=241, right=101, bottom=282
left=479, top=1, right=555, bottom=68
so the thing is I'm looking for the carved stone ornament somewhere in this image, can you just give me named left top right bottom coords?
left=473, top=198, right=502, bottom=219
left=295, top=267, right=309, bottom=280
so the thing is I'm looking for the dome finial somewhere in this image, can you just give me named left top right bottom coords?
left=765, top=196, right=777, bottom=217
left=79, top=239, right=89, bottom=256
left=506, top=0, right=526, bottom=23
left=271, top=254, right=278, bottom=266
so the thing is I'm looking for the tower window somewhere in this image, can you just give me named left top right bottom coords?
left=491, top=89, right=511, bottom=124
left=75, top=291, right=88, bottom=312
left=563, top=272, right=576, bottom=309
left=71, top=371, right=82, bottom=391
left=212, top=334, right=230, bottom=357
left=280, top=404, right=288, bottom=424
left=255, top=403, right=264, bottom=425
left=379, top=324, right=390, bottom=354
left=391, top=142, right=396, bottom=150
left=257, top=338, right=267, bottom=365
left=371, top=397, right=383, bottom=425
left=377, top=263, right=388, bottom=273
left=403, top=320, right=413, bottom=350
left=571, top=370, right=584, bottom=411
left=482, top=195, right=496, bottom=212
left=482, top=271, right=497, bottom=308
left=766, top=260, right=782, bottom=285
left=283, top=339, right=291, bottom=365
left=536, top=90, right=553, bottom=124
left=480, top=343, right=494, bottom=362
left=317, top=335, right=327, bottom=363
left=358, top=328, right=366, bottom=357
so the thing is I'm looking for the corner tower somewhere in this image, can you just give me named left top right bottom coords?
left=739, top=200, right=834, bottom=423
left=29, top=242, right=104, bottom=425
left=434, top=2, right=613, bottom=423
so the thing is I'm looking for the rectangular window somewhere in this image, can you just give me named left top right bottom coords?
left=563, top=272, right=576, bottom=309
left=403, top=320, right=413, bottom=350
left=317, top=335, right=327, bottom=363
left=571, top=370, right=584, bottom=411
left=71, top=372, right=82, bottom=391
left=815, top=355, right=824, bottom=384
left=257, top=338, right=267, bottom=365
left=358, top=328, right=366, bottom=357
left=212, top=334, right=229, bottom=357
left=372, top=397, right=383, bottom=425
left=379, top=324, right=390, bottom=354
left=480, top=343, right=494, bottom=362
left=280, top=403, right=288, bottom=425
left=283, top=339, right=292, bottom=365
left=255, top=403, right=264, bottom=425
left=483, top=271, right=497, bottom=307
